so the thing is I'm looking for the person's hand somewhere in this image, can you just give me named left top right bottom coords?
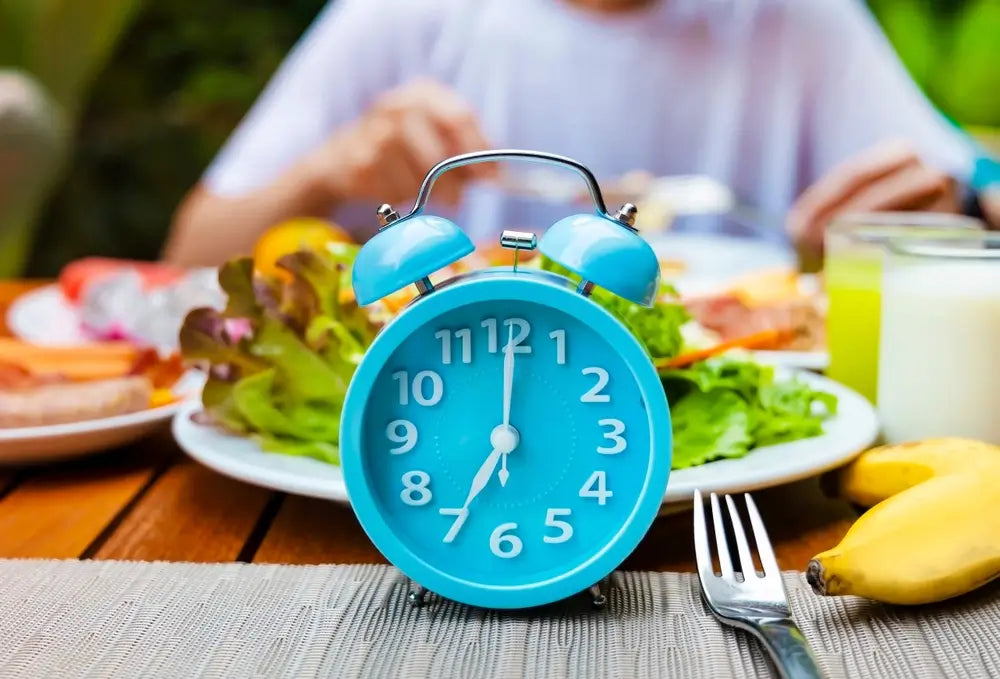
left=788, top=139, right=961, bottom=261
left=307, top=79, right=495, bottom=208
left=981, top=187, right=1000, bottom=229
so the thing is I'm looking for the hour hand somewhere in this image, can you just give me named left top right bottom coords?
left=440, top=447, right=503, bottom=544
left=460, top=447, right=504, bottom=510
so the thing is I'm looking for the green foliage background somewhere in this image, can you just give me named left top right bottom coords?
left=17, top=0, right=1000, bottom=275
left=25, top=0, right=325, bottom=275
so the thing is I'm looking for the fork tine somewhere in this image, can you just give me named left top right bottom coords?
left=724, top=494, right=757, bottom=577
left=709, top=493, right=734, bottom=578
left=744, top=493, right=780, bottom=576
left=692, top=490, right=715, bottom=582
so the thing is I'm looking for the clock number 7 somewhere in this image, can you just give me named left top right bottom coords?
left=439, top=508, right=469, bottom=543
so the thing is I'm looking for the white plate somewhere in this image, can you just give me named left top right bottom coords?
left=752, top=350, right=830, bottom=371
left=6, top=285, right=91, bottom=345
left=172, top=371, right=876, bottom=506
left=648, top=233, right=796, bottom=293
left=0, top=371, right=205, bottom=465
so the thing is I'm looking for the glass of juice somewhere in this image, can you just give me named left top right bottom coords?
left=878, top=233, right=1000, bottom=444
left=824, top=213, right=983, bottom=403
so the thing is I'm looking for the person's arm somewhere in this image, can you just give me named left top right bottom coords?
left=163, top=160, right=335, bottom=268
left=165, top=79, right=494, bottom=267
left=163, top=0, right=493, bottom=267
left=786, top=1, right=982, bottom=254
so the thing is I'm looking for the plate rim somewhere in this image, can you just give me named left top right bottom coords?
left=0, top=371, right=205, bottom=442
left=171, top=405, right=349, bottom=501
left=0, top=400, right=186, bottom=442
left=172, top=370, right=877, bottom=506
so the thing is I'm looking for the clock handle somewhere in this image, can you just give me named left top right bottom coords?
left=403, top=149, right=613, bottom=219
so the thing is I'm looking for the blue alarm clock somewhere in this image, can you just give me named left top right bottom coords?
left=340, top=150, right=672, bottom=610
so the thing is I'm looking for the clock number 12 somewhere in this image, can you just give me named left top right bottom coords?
left=481, top=318, right=532, bottom=354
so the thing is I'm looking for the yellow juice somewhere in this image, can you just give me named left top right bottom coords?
left=825, top=254, right=882, bottom=403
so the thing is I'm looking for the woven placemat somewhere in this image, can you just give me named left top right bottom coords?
left=1, top=559, right=998, bottom=679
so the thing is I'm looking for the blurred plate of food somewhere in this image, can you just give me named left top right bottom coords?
left=455, top=236, right=823, bottom=370
left=7, top=219, right=359, bottom=351
left=646, top=233, right=797, bottom=290
left=7, top=258, right=224, bottom=351
left=679, top=267, right=828, bottom=370
left=0, top=339, right=202, bottom=463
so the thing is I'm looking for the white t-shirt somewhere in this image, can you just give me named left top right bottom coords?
left=203, top=0, right=975, bottom=244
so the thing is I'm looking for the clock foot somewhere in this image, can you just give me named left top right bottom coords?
left=588, top=577, right=610, bottom=609
left=407, top=584, right=429, bottom=607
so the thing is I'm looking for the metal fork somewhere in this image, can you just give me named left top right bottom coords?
left=693, top=490, right=824, bottom=679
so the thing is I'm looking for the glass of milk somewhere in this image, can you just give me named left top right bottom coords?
left=878, top=233, right=1000, bottom=444
left=824, top=213, right=983, bottom=404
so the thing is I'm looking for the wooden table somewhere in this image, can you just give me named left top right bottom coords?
left=0, top=281, right=857, bottom=571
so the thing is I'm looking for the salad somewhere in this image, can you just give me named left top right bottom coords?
left=180, top=244, right=836, bottom=469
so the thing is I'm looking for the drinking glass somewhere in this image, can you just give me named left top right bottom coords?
left=824, top=213, right=983, bottom=403
left=878, top=233, right=1000, bottom=444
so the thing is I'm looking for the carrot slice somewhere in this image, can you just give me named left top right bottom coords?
left=654, top=329, right=796, bottom=371
left=0, top=338, right=139, bottom=362
left=0, top=340, right=183, bottom=385
left=7, top=356, right=136, bottom=381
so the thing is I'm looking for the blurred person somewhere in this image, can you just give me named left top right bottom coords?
left=164, top=0, right=991, bottom=267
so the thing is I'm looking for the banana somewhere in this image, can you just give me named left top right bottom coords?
left=808, top=470, right=1000, bottom=605
left=837, top=438, right=1000, bottom=507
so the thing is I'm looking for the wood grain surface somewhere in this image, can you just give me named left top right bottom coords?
left=253, top=495, right=387, bottom=565
left=93, top=460, right=273, bottom=562
left=0, top=282, right=857, bottom=574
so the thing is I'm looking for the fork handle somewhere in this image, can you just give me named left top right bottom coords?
left=754, top=618, right=824, bottom=679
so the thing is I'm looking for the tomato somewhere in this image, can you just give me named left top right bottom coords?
left=58, top=258, right=184, bottom=303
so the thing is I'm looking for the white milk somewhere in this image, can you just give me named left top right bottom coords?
left=878, top=261, right=1000, bottom=444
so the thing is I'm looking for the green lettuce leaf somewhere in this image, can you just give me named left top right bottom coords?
left=180, top=248, right=376, bottom=453
left=198, top=376, right=248, bottom=434
left=249, top=315, right=350, bottom=400
left=536, top=254, right=688, bottom=359
left=751, top=379, right=838, bottom=447
left=670, top=390, right=753, bottom=469
left=218, top=258, right=260, bottom=318
left=276, top=249, right=343, bottom=320
left=231, top=369, right=341, bottom=441
left=178, top=307, right=267, bottom=378
left=259, top=436, right=341, bottom=465
left=663, top=355, right=835, bottom=467
left=592, top=287, right=689, bottom=359
left=660, top=356, right=773, bottom=402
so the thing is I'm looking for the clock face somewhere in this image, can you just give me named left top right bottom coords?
left=357, top=297, right=656, bottom=595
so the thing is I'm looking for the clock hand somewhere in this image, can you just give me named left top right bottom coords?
left=460, top=446, right=504, bottom=510
left=499, top=321, right=515, bottom=487
left=498, top=453, right=509, bottom=488
left=440, top=430, right=520, bottom=544
left=502, top=320, right=514, bottom=428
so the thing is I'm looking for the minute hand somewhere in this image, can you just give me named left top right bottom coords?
left=502, top=321, right=514, bottom=427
